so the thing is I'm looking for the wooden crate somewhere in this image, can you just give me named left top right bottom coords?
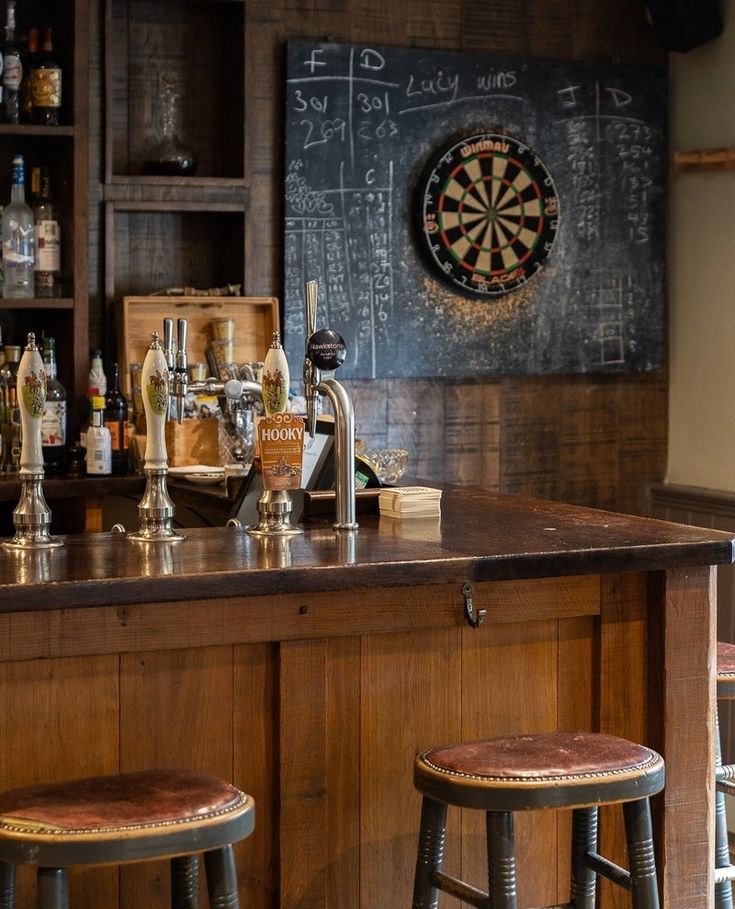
left=119, top=295, right=280, bottom=396
left=121, top=295, right=278, bottom=467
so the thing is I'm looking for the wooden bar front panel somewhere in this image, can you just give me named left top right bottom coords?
left=0, top=569, right=701, bottom=908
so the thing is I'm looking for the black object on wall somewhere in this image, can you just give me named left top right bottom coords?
left=283, top=41, right=667, bottom=379
left=646, top=0, right=723, bottom=52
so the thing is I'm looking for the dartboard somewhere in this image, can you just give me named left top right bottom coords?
left=418, top=133, right=560, bottom=297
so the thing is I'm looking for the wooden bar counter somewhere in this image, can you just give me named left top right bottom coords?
left=0, top=486, right=731, bottom=908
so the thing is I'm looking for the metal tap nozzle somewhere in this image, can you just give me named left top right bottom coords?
left=303, top=279, right=320, bottom=439
left=163, top=318, right=175, bottom=372
left=174, top=318, right=189, bottom=423
left=301, top=280, right=357, bottom=531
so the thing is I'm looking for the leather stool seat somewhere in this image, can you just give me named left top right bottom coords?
left=718, top=641, right=735, bottom=694
left=416, top=731, right=664, bottom=811
left=0, top=769, right=255, bottom=908
left=412, top=731, right=664, bottom=909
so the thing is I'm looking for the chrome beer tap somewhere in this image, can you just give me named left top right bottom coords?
left=303, top=280, right=357, bottom=531
left=127, top=327, right=185, bottom=542
left=3, top=333, right=63, bottom=549
left=174, top=318, right=189, bottom=422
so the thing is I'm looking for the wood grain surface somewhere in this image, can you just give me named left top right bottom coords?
left=0, top=485, right=728, bottom=907
left=82, top=0, right=668, bottom=519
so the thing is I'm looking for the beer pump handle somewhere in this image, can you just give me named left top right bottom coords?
left=303, top=280, right=320, bottom=438
left=141, top=332, right=170, bottom=471
left=16, top=333, right=46, bottom=477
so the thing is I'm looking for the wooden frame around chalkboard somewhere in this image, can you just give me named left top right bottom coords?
left=119, top=295, right=279, bottom=396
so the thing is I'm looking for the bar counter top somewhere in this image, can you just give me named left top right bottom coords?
left=0, top=485, right=731, bottom=908
left=0, top=484, right=732, bottom=612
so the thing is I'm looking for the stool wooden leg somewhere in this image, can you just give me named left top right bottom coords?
left=412, top=796, right=448, bottom=909
left=203, top=845, right=240, bottom=908
left=36, top=868, right=69, bottom=909
left=171, top=854, right=200, bottom=908
left=486, top=811, right=517, bottom=909
left=0, top=863, right=15, bottom=909
left=570, top=806, right=598, bottom=908
left=622, top=798, right=660, bottom=909
left=716, top=705, right=734, bottom=909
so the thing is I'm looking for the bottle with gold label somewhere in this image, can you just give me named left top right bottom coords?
left=31, top=24, right=61, bottom=125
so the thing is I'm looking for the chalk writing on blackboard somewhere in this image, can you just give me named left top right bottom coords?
left=283, top=41, right=667, bottom=378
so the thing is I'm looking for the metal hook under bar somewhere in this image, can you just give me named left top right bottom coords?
left=462, top=582, right=486, bottom=629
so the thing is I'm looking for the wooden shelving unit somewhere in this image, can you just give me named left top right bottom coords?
left=0, top=0, right=89, bottom=433
left=101, top=0, right=247, bottom=361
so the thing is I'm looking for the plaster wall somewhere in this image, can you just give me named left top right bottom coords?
left=667, top=0, right=735, bottom=490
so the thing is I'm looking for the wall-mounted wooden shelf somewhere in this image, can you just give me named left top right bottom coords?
left=674, top=148, right=735, bottom=172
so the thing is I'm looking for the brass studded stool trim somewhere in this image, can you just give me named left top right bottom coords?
left=412, top=731, right=664, bottom=909
left=716, top=642, right=735, bottom=909
left=0, top=769, right=255, bottom=909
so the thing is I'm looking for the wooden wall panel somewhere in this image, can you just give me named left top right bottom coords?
left=598, top=572, right=649, bottom=909
left=0, top=656, right=119, bottom=909
left=460, top=620, right=564, bottom=906
left=118, top=647, right=235, bottom=908
left=361, top=628, right=462, bottom=908
left=234, top=643, right=278, bottom=909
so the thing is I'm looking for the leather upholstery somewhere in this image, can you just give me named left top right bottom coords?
left=415, top=731, right=664, bottom=811
left=422, top=732, right=655, bottom=780
left=0, top=770, right=248, bottom=835
left=718, top=641, right=735, bottom=680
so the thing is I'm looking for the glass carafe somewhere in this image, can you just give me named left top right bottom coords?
left=144, top=71, right=197, bottom=176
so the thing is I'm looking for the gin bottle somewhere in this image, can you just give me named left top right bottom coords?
left=2, top=154, right=34, bottom=298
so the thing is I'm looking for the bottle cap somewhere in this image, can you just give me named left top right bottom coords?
left=92, top=395, right=105, bottom=410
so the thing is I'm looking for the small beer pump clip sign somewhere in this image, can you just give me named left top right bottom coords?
left=258, top=412, right=304, bottom=491
left=258, top=330, right=304, bottom=491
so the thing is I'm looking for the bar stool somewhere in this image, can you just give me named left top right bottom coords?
left=0, top=768, right=255, bottom=908
left=716, top=641, right=735, bottom=908
left=412, top=731, right=664, bottom=908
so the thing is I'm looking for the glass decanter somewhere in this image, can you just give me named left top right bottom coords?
left=144, top=71, right=197, bottom=176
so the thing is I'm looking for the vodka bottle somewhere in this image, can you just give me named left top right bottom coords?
left=2, top=154, right=34, bottom=298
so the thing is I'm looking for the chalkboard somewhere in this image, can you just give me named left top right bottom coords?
left=283, top=41, right=667, bottom=379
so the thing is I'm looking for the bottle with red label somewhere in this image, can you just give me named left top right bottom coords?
left=104, top=361, right=128, bottom=474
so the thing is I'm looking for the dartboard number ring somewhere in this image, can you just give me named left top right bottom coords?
left=419, top=133, right=559, bottom=297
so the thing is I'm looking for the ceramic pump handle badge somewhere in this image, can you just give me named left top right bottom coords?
left=17, top=332, right=47, bottom=476
left=307, top=328, right=346, bottom=372
left=141, top=331, right=170, bottom=471
left=262, top=330, right=290, bottom=416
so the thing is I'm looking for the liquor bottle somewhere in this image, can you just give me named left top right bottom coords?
left=86, top=396, right=112, bottom=475
left=40, top=336, right=66, bottom=473
left=104, top=362, right=128, bottom=474
left=20, top=26, right=38, bottom=123
left=2, top=2, right=21, bottom=124
left=2, top=154, right=35, bottom=298
left=0, top=342, right=19, bottom=471
left=30, top=24, right=61, bottom=125
left=32, top=166, right=61, bottom=297
left=88, top=349, right=107, bottom=396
